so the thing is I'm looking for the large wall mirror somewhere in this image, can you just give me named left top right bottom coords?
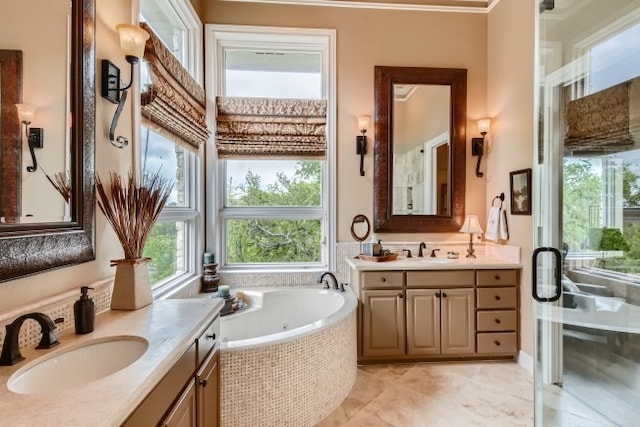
left=0, top=0, right=95, bottom=281
left=374, top=66, right=467, bottom=233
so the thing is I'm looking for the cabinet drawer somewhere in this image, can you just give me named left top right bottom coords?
left=361, top=271, right=404, bottom=289
left=477, top=270, right=519, bottom=287
left=477, top=310, right=517, bottom=332
left=197, top=316, right=220, bottom=366
left=476, top=287, right=517, bottom=309
left=406, top=270, right=474, bottom=288
left=477, top=332, right=517, bottom=354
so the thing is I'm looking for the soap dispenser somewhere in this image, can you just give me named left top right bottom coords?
left=74, top=286, right=95, bottom=334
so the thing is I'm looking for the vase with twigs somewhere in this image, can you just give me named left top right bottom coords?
left=96, top=170, right=173, bottom=310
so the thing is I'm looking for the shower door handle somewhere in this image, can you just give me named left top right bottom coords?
left=532, top=246, right=562, bottom=302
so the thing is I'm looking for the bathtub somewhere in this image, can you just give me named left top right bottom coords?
left=216, top=287, right=357, bottom=427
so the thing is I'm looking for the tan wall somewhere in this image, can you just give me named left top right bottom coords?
left=0, top=0, right=135, bottom=313
left=202, top=1, right=488, bottom=242
left=487, top=0, right=536, bottom=356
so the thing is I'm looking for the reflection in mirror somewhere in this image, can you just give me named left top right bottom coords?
left=392, top=84, right=450, bottom=215
left=0, top=0, right=95, bottom=282
left=374, top=66, right=467, bottom=233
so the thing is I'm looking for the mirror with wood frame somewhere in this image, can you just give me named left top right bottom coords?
left=373, top=66, right=467, bottom=233
left=0, top=0, right=95, bottom=281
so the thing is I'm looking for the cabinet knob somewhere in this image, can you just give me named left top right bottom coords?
left=381, top=277, right=387, bottom=282
left=200, top=379, right=208, bottom=387
left=436, top=292, right=441, bottom=298
left=397, top=292, right=403, bottom=299
left=207, top=333, right=216, bottom=340
left=495, top=318, right=501, bottom=324
left=495, top=295, right=501, bottom=301
left=495, top=275, right=501, bottom=280
left=494, top=340, right=501, bottom=346
left=442, top=292, right=447, bottom=298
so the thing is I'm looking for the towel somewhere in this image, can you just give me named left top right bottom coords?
left=486, top=206, right=509, bottom=241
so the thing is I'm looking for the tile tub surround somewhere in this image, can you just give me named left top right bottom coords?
left=0, top=298, right=224, bottom=427
left=220, top=310, right=358, bottom=427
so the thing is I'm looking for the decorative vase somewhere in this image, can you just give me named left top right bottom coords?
left=110, top=258, right=153, bottom=310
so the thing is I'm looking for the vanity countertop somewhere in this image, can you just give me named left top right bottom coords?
left=346, top=256, right=522, bottom=271
left=0, top=297, right=224, bottom=427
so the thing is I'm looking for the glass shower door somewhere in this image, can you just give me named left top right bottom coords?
left=535, top=1, right=640, bottom=426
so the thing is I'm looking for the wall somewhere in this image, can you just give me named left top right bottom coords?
left=487, top=0, right=536, bottom=356
left=202, top=1, right=488, bottom=243
left=0, top=0, right=136, bottom=313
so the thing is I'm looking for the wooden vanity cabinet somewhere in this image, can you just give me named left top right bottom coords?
left=123, top=316, right=220, bottom=427
left=353, top=267, right=520, bottom=363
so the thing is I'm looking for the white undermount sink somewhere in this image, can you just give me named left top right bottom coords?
left=7, top=335, right=148, bottom=395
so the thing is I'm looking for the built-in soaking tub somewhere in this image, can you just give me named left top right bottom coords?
left=215, top=287, right=357, bottom=427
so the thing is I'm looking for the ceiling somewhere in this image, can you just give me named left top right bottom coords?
left=222, top=0, right=499, bottom=13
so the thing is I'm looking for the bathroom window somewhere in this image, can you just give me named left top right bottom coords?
left=206, top=26, right=336, bottom=271
left=139, top=0, right=203, bottom=291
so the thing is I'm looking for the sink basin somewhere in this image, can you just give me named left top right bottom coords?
left=8, top=336, right=148, bottom=395
left=402, top=257, right=453, bottom=264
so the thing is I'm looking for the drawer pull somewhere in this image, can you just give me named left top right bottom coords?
left=494, top=318, right=501, bottom=324
left=200, top=379, right=208, bottom=387
left=494, top=340, right=501, bottom=346
left=495, top=275, right=501, bottom=280
left=381, top=277, right=387, bottom=282
left=495, top=295, right=501, bottom=301
left=206, top=333, right=216, bottom=340
left=397, top=292, right=403, bottom=299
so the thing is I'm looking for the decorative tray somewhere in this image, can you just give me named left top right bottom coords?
left=358, top=253, right=399, bottom=262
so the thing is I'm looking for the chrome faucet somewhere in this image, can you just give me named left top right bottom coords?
left=318, top=272, right=339, bottom=290
left=0, top=313, right=61, bottom=366
left=418, top=242, right=427, bottom=257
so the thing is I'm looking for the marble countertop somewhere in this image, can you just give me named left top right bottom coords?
left=0, top=298, right=224, bottom=427
left=346, top=256, right=522, bottom=271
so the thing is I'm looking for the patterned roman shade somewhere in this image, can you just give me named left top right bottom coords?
left=215, top=96, right=327, bottom=158
left=140, top=22, right=209, bottom=152
left=565, top=77, right=640, bottom=153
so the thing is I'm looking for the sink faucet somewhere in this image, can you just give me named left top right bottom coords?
left=0, top=313, right=61, bottom=366
left=418, top=242, right=427, bottom=257
left=318, top=272, right=339, bottom=290
left=431, top=248, right=441, bottom=258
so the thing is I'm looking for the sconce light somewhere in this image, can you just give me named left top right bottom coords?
left=100, top=23, right=149, bottom=148
left=16, top=103, right=44, bottom=173
left=471, top=118, right=491, bottom=178
left=459, top=214, right=483, bottom=258
left=356, top=115, right=370, bottom=176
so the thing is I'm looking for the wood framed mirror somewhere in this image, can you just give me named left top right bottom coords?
left=0, top=0, right=95, bottom=281
left=373, top=66, right=467, bottom=233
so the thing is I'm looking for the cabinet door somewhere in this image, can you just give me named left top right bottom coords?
left=406, top=289, right=440, bottom=355
left=441, top=288, right=475, bottom=354
left=197, top=351, right=220, bottom=427
left=362, top=290, right=405, bottom=358
left=161, top=381, right=197, bottom=427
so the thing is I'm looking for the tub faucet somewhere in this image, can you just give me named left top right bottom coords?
left=0, top=313, right=61, bottom=366
left=318, top=272, right=339, bottom=290
left=418, top=242, right=427, bottom=257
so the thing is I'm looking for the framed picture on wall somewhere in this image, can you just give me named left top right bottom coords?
left=510, top=168, right=532, bottom=215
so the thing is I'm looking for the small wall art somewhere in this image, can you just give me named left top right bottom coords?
left=510, top=168, right=532, bottom=215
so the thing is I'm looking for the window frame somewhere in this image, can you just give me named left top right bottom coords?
left=205, top=24, right=337, bottom=272
left=137, top=0, right=204, bottom=296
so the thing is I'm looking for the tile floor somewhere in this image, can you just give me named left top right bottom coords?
left=315, top=361, right=534, bottom=427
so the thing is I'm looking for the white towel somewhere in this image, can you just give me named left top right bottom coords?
left=486, top=207, right=509, bottom=241
left=485, top=206, right=501, bottom=241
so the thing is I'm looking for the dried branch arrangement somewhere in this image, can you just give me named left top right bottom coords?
left=44, top=171, right=72, bottom=202
left=96, top=170, right=174, bottom=260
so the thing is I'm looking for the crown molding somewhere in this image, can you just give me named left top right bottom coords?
left=220, top=0, right=492, bottom=13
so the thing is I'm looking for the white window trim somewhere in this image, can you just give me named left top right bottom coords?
left=135, top=0, right=204, bottom=294
left=204, top=24, right=337, bottom=273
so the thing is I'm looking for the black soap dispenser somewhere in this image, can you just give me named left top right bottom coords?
left=74, top=286, right=95, bottom=334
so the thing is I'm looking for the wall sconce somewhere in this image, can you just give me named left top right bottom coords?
left=471, top=118, right=491, bottom=178
left=100, top=24, right=149, bottom=148
left=356, top=115, right=370, bottom=176
left=16, top=103, right=44, bottom=173
left=459, top=214, right=483, bottom=258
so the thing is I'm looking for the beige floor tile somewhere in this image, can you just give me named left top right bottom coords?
left=453, top=380, right=533, bottom=425
left=396, top=362, right=480, bottom=397
left=473, top=362, right=533, bottom=400
left=359, top=363, right=414, bottom=382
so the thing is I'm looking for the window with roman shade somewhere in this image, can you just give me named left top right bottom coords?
left=215, top=96, right=327, bottom=158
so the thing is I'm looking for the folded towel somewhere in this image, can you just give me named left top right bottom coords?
left=486, top=206, right=509, bottom=241
left=485, top=206, right=501, bottom=241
